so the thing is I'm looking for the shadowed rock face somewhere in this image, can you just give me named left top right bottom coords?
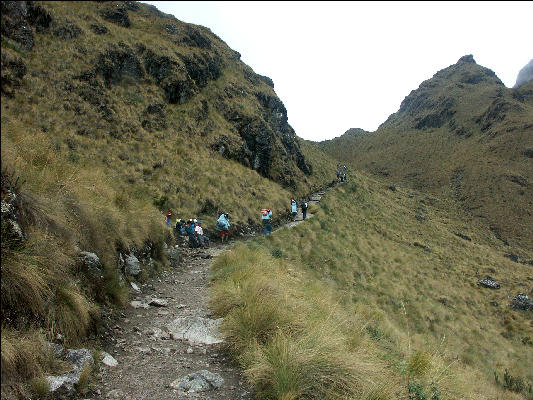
left=513, top=59, right=533, bottom=88
left=1, top=1, right=52, bottom=50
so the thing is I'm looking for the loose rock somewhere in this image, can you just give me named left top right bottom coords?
left=167, top=316, right=224, bottom=344
left=170, top=370, right=224, bottom=393
left=510, top=293, right=533, bottom=311
left=101, top=351, right=118, bottom=367
left=477, top=276, right=500, bottom=289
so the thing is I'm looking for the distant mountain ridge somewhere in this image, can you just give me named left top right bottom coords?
left=514, top=58, right=533, bottom=88
left=320, top=55, right=533, bottom=252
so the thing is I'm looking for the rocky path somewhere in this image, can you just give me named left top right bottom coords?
left=95, top=187, right=331, bottom=400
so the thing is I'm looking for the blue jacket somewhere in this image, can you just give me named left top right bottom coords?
left=217, top=214, right=230, bottom=230
left=185, top=223, right=196, bottom=235
left=291, top=201, right=297, bottom=213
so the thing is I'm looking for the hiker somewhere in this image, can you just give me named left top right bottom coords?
left=301, top=200, right=308, bottom=220
left=166, top=211, right=172, bottom=227
left=175, top=219, right=186, bottom=236
left=175, top=218, right=183, bottom=235
left=185, top=219, right=200, bottom=248
left=217, top=212, right=230, bottom=242
left=342, top=165, right=347, bottom=182
left=262, top=208, right=273, bottom=235
left=291, top=198, right=297, bottom=221
left=195, top=221, right=210, bottom=248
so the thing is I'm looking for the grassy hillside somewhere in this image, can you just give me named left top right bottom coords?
left=211, top=171, right=533, bottom=399
left=1, top=1, right=337, bottom=395
left=320, top=55, right=533, bottom=254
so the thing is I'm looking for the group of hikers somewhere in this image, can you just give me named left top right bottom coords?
left=163, top=197, right=310, bottom=247
left=170, top=214, right=211, bottom=248
left=336, top=164, right=348, bottom=182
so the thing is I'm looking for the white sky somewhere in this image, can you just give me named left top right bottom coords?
left=142, top=1, right=533, bottom=141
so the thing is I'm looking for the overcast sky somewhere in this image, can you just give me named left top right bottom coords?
left=143, top=1, right=532, bottom=142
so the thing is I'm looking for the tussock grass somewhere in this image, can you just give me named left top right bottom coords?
left=1, top=328, right=49, bottom=381
left=210, top=170, right=532, bottom=399
left=210, top=245, right=399, bottom=399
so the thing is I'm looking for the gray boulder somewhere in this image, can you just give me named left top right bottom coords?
left=124, top=254, right=141, bottom=276
left=79, top=251, right=104, bottom=280
left=167, top=316, right=223, bottom=344
left=510, top=293, right=533, bottom=311
left=170, top=370, right=224, bottom=393
left=477, top=276, right=500, bottom=289
left=46, top=348, right=94, bottom=395
left=166, top=246, right=180, bottom=267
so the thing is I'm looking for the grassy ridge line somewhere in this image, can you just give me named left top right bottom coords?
left=209, top=172, right=531, bottom=399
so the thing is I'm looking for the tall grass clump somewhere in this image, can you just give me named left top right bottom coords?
left=210, top=244, right=397, bottom=399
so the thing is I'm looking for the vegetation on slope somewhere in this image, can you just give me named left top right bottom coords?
left=1, top=1, right=338, bottom=395
left=210, top=171, right=532, bottom=399
left=320, top=55, right=533, bottom=253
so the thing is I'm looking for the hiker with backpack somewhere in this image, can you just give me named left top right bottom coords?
left=185, top=219, right=200, bottom=248
left=217, top=212, right=230, bottom=242
left=166, top=211, right=172, bottom=227
left=301, top=201, right=308, bottom=220
left=261, top=208, right=273, bottom=235
left=291, top=198, right=297, bottom=221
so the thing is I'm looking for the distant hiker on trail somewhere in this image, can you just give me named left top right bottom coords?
left=291, top=198, right=297, bottom=221
left=342, top=165, right=347, bottom=182
left=217, top=212, right=230, bottom=242
left=262, top=208, right=273, bottom=235
left=185, top=219, right=200, bottom=248
left=195, top=221, right=210, bottom=248
left=301, top=200, right=308, bottom=220
left=166, top=211, right=172, bottom=227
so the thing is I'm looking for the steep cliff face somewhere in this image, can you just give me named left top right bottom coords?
left=321, top=55, right=533, bottom=252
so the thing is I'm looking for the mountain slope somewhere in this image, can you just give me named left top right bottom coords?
left=1, top=1, right=338, bottom=395
left=320, top=55, right=533, bottom=253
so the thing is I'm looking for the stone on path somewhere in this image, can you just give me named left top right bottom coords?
left=170, top=370, right=224, bottom=393
left=130, top=300, right=149, bottom=309
left=167, top=316, right=224, bottom=344
left=148, top=297, right=168, bottom=307
left=101, top=351, right=118, bottom=367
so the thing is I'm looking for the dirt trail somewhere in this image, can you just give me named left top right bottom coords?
left=95, top=187, right=331, bottom=400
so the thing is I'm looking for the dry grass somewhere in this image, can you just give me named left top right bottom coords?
left=320, top=65, right=533, bottom=253
left=1, top=1, right=338, bottom=393
left=210, top=170, right=532, bottom=399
